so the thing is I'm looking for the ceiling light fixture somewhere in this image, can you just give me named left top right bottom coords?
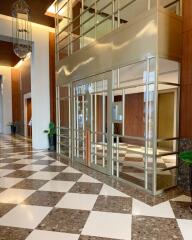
left=12, top=0, right=32, bottom=59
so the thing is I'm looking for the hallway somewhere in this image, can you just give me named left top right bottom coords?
left=0, top=135, right=191, bottom=240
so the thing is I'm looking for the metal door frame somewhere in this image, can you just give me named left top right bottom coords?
left=72, top=72, right=112, bottom=175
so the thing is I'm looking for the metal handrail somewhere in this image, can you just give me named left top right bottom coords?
left=164, top=0, right=179, bottom=9
left=55, top=0, right=165, bottom=60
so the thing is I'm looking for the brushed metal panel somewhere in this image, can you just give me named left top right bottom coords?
left=56, top=8, right=158, bottom=85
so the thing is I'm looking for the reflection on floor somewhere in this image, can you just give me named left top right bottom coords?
left=0, top=135, right=191, bottom=240
left=96, top=142, right=177, bottom=190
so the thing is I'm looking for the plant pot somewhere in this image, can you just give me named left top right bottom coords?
left=48, top=134, right=56, bottom=151
left=11, top=125, right=16, bottom=135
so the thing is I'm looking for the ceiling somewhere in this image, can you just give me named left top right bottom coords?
left=0, top=0, right=177, bottom=27
left=0, top=41, right=20, bottom=67
left=0, top=0, right=55, bottom=27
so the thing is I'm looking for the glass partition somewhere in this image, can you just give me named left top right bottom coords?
left=55, top=0, right=159, bottom=62
left=111, top=59, right=156, bottom=192
left=72, top=75, right=110, bottom=174
left=55, top=0, right=181, bottom=62
left=156, top=58, right=180, bottom=191
left=57, top=84, right=72, bottom=158
left=55, top=0, right=181, bottom=195
left=56, top=57, right=180, bottom=194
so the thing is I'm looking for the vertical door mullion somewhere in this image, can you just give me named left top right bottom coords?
left=152, top=57, right=159, bottom=195
left=108, top=72, right=113, bottom=175
left=144, top=58, right=150, bottom=190
left=58, top=86, right=61, bottom=154
left=82, top=94, right=85, bottom=160
left=90, top=90, right=93, bottom=163
left=102, top=80, right=105, bottom=167
left=94, top=83, right=97, bottom=164
left=71, top=83, right=74, bottom=161
left=68, top=84, right=71, bottom=159
left=76, top=94, right=79, bottom=158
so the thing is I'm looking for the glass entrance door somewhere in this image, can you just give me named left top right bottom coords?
left=73, top=73, right=111, bottom=174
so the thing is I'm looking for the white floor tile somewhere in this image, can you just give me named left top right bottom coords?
left=41, top=156, right=56, bottom=161
left=20, top=165, right=46, bottom=171
left=0, top=188, right=35, bottom=204
left=63, top=166, right=80, bottom=173
left=177, top=219, right=192, bottom=240
left=0, top=177, right=24, bottom=188
left=26, top=230, right=79, bottom=240
left=28, top=171, right=59, bottom=180
left=56, top=193, right=98, bottom=210
left=50, top=161, right=67, bottom=166
left=14, top=159, right=37, bottom=164
left=40, top=180, right=75, bottom=192
left=82, top=211, right=132, bottom=240
left=0, top=205, right=52, bottom=229
left=78, top=174, right=100, bottom=183
left=9, top=155, right=29, bottom=159
left=132, top=199, right=175, bottom=218
left=171, top=195, right=191, bottom=202
left=0, top=169, right=14, bottom=177
left=99, top=184, right=128, bottom=197
left=7, top=152, right=23, bottom=155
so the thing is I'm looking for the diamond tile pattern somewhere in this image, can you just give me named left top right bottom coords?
left=0, top=135, right=190, bottom=239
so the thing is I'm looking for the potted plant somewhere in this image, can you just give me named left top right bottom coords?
left=44, top=122, right=56, bottom=151
left=179, top=151, right=192, bottom=212
left=8, top=122, right=17, bottom=135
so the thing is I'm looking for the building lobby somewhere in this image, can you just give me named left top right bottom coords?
left=0, top=0, right=192, bottom=239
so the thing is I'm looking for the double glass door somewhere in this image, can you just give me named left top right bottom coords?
left=73, top=74, right=110, bottom=174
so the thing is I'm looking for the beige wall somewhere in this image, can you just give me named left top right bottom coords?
left=158, top=91, right=175, bottom=149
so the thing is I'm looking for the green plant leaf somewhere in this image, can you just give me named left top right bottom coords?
left=179, top=151, right=192, bottom=166
left=44, top=122, right=56, bottom=136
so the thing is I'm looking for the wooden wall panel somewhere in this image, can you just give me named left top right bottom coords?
left=180, top=85, right=192, bottom=138
left=11, top=68, right=21, bottom=122
left=72, top=2, right=82, bottom=52
left=178, top=0, right=192, bottom=190
left=49, top=32, right=56, bottom=123
left=0, top=41, right=20, bottom=67
left=96, top=96, right=103, bottom=133
left=180, top=0, right=192, bottom=138
left=60, top=100, right=69, bottom=127
left=11, top=59, right=31, bottom=135
left=183, top=0, right=192, bottom=33
left=124, top=93, right=144, bottom=137
left=21, top=59, right=31, bottom=94
left=181, top=31, right=192, bottom=86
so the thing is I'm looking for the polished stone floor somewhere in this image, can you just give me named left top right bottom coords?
left=0, top=135, right=192, bottom=240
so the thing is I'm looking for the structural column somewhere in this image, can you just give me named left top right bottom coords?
left=178, top=0, right=192, bottom=190
left=31, top=29, right=50, bottom=149
left=0, top=15, right=54, bottom=149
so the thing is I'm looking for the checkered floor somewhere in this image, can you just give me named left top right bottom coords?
left=0, top=135, right=191, bottom=240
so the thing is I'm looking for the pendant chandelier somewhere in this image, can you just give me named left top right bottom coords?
left=12, top=0, right=32, bottom=59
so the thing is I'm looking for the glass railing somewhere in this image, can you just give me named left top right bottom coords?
left=55, top=0, right=181, bottom=62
